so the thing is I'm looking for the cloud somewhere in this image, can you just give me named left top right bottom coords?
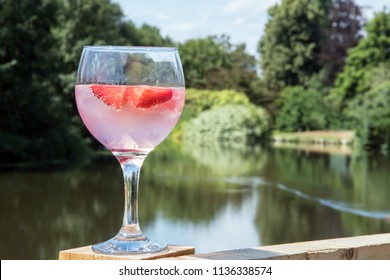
left=222, top=0, right=256, bottom=14
left=222, top=0, right=280, bottom=16
left=217, top=0, right=279, bottom=55
left=163, top=21, right=209, bottom=43
left=232, top=17, right=245, bottom=26
left=170, top=22, right=198, bottom=33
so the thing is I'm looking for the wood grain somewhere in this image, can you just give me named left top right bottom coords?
left=59, top=245, right=195, bottom=260
left=175, top=233, right=390, bottom=260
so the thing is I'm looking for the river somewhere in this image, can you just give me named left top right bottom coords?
left=1, top=141, right=389, bottom=259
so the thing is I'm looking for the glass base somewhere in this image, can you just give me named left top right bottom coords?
left=92, top=235, right=167, bottom=255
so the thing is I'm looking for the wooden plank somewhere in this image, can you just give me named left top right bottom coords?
left=178, top=233, right=390, bottom=260
left=60, top=233, right=390, bottom=260
left=59, top=245, right=195, bottom=260
left=322, top=234, right=390, bottom=260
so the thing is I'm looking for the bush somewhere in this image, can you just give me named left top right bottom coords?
left=183, top=104, right=269, bottom=145
left=275, top=85, right=329, bottom=132
left=345, top=80, right=390, bottom=150
left=184, top=88, right=251, bottom=117
left=170, top=88, right=254, bottom=141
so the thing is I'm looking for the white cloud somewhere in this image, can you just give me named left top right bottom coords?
left=222, top=0, right=255, bottom=14
left=165, top=22, right=200, bottom=40
left=222, top=0, right=280, bottom=16
left=232, top=17, right=245, bottom=26
left=170, top=22, right=198, bottom=33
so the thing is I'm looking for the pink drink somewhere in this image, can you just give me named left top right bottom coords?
left=75, top=84, right=185, bottom=152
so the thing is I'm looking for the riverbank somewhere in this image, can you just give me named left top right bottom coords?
left=272, top=130, right=355, bottom=146
left=271, top=130, right=356, bottom=155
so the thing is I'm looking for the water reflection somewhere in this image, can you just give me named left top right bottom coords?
left=0, top=141, right=389, bottom=259
left=0, top=159, right=124, bottom=259
left=256, top=148, right=390, bottom=245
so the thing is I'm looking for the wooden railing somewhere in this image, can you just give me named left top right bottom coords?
left=59, top=233, right=390, bottom=260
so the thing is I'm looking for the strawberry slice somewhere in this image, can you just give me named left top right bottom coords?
left=132, top=86, right=173, bottom=108
left=91, top=85, right=128, bottom=109
left=91, top=85, right=173, bottom=109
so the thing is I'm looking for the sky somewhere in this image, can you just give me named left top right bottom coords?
left=113, top=0, right=389, bottom=56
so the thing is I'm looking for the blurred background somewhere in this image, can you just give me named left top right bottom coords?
left=1, top=0, right=390, bottom=259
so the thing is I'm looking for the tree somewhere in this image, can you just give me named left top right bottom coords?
left=52, top=0, right=173, bottom=149
left=364, top=81, right=390, bottom=150
left=317, top=0, right=364, bottom=86
left=343, top=65, right=390, bottom=149
left=53, top=0, right=173, bottom=117
left=329, top=11, right=390, bottom=148
left=136, top=23, right=174, bottom=46
left=258, top=0, right=331, bottom=94
left=0, top=0, right=175, bottom=163
left=178, top=35, right=262, bottom=100
left=259, top=0, right=364, bottom=94
left=275, top=77, right=330, bottom=132
left=0, top=0, right=88, bottom=163
left=330, top=10, right=390, bottom=106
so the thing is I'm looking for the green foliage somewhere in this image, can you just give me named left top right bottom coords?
left=53, top=0, right=173, bottom=117
left=259, top=0, right=331, bottom=93
left=2, top=0, right=388, bottom=163
left=317, top=0, right=364, bottom=86
left=170, top=88, right=253, bottom=141
left=275, top=78, right=330, bottom=132
left=259, top=0, right=364, bottom=120
left=178, top=35, right=263, bottom=102
left=364, top=82, right=390, bottom=147
left=266, top=7, right=390, bottom=150
left=136, top=23, right=174, bottom=46
left=329, top=11, right=390, bottom=148
left=331, top=11, right=390, bottom=105
left=0, top=0, right=176, bottom=164
left=53, top=0, right=174, bottom=148
left=184, top=88, right=251, bottom=118
left=183, top=104, right=269, bottom=145
left=0, top=0, right=90, bottom=163
left=175, top=88, right=270, bottom=146
left=344, top=67, right=390, bottom=149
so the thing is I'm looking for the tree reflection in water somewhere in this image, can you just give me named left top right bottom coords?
left=1, top=141, right=389, bottom=259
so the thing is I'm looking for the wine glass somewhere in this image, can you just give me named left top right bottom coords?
left=75, top=46, right=185, bottom=254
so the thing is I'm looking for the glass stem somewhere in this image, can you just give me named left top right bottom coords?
left=114, top=151, right=148, bottom=240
